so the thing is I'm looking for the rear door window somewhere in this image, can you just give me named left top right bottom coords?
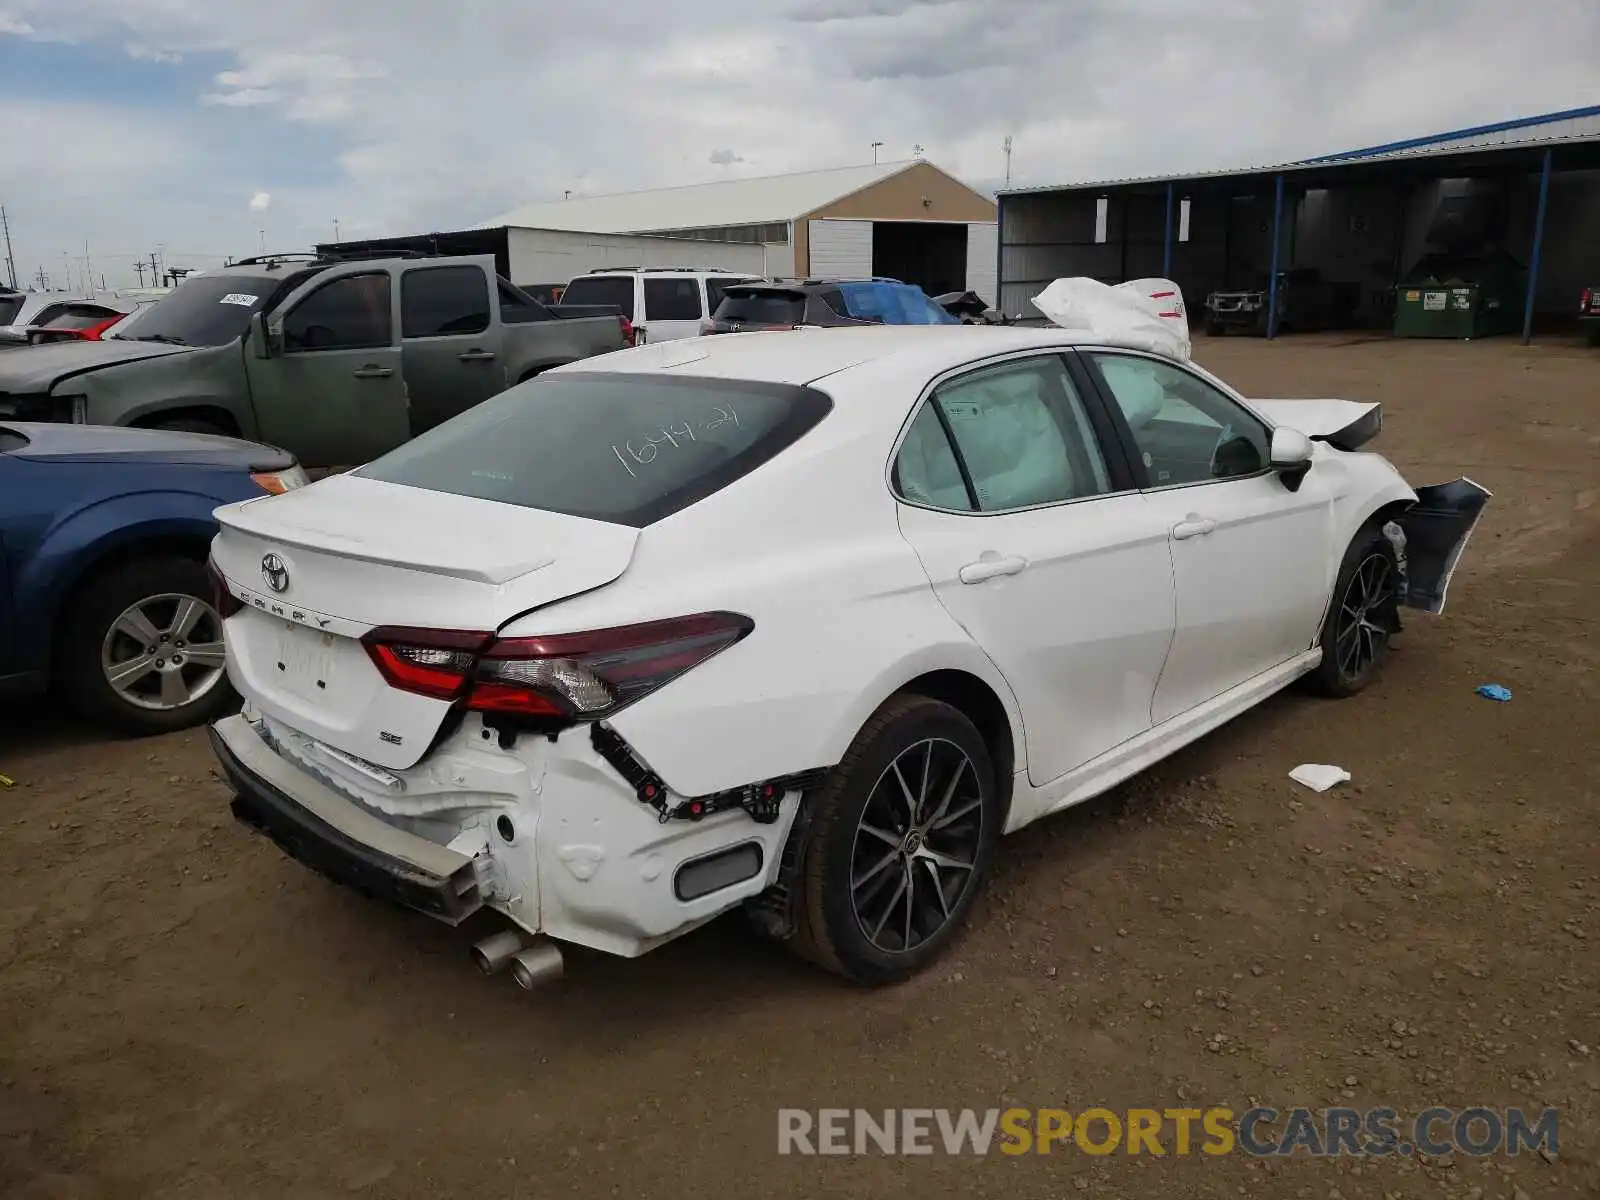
left=0, top=295, right=21, bottom=325
left=402, top=266, right=490, bottom=337
left=558, top=275, right=635, bottom=316
left=283, top=273, right=392, bottom=352
left=643, top=278, right=703, bottom=321
left=714, top=288, right=807, bottom=325
left=922, top=355, right=1111, bottom=511
left=357, top=372, right=833, bottom=527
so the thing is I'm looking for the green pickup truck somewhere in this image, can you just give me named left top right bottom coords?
left=0, top=253, right=631, bottom=467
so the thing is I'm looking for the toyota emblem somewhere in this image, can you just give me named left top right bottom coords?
left=261, top=552, right=290, bottom=593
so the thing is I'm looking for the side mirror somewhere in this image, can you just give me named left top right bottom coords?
left=250, top=311, right=282, bottom=358
left=249, top=311, right=271, bottom=358
left=1270, top=426, right=1314, bottom=491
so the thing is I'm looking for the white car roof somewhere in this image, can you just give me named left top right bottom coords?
left=563, top=325, right=1103, bottom=387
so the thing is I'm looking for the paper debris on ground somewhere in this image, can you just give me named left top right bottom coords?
left=1289, top=763, right=1351, bottom=792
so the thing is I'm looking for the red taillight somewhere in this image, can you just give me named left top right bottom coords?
left=78, top=314, right=125, bottom=341
left=1584, top=288, right=1593, bottom=311
left=618, top=315, right=636, bottom=347
left=362, top=628, right=491, bottom=700
left=208, top=558, right=243, bottom=618
left=360, top=613, right=752, bottom=720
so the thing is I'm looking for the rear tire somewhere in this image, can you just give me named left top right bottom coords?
left=1307, top=525, right=1400, bottom=698
left=58, top=556, right=236, bottom=736
left=788, top=695, right=999, bottom=985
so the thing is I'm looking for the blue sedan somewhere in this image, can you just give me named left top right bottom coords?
left=0, top=422, right=305, bottom=734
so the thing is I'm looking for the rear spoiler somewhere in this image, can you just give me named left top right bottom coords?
left=1250, top=399, right=1382, bottom=452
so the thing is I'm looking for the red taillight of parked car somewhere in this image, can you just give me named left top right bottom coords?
left=77, top=313, right=127, bottom=341
left=361, top=612, right=752, bottom=719
left=1583, top=288, right=1593, bottom=311
left=208, top=558, right=244, bottom=618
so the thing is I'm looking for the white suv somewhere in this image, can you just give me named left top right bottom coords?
left=558, top=268, right=760, bottom=342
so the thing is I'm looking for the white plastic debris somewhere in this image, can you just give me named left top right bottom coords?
left=1289, top=763, right=1351, bottom=792
left=1031, top=276, right=1191, bottom=362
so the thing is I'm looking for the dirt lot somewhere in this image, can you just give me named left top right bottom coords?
left=2, top=334, right=1597, bottom=1199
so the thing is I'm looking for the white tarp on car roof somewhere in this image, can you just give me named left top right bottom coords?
left=1032, top=276, right=1191, bottom=362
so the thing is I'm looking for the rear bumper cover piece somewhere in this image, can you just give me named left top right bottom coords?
left=211, top=714, right=484, bottom=924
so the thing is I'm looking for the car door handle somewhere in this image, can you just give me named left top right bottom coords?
left=457, top=349, right=496, bottom=362
left=352, top=365, right=393, bottom=379
left=1172, top=515, right=1217, bottom=540
left=958, top=554, right=1028, bottom=584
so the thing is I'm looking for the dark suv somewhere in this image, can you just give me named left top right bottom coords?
left=704, top=278, right=958, bottom=333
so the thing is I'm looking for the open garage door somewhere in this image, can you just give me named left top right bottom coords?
left=966, top=222, right=997, bottom=306
left=808, top=219, right=873, bottom=279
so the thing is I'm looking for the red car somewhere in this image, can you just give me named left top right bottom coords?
left=25, top=302, right=147, bottom=344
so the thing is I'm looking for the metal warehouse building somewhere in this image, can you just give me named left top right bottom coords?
left=998, top=105, right=1600, bottom=340
left=477, top=159, right=1000, bottom=303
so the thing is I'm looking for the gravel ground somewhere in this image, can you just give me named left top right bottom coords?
left=2, top=333, right=1597, bottom=1199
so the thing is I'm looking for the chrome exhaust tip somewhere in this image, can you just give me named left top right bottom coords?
left=470, top=929, right=527, bottom=976
left=508, top=940, right=564, bottom=990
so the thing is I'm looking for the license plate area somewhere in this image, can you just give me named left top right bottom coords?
left=273, top=620, right=342, bottom=700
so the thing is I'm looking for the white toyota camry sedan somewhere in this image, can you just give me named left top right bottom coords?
left=207, top=326, right=1486, bottom=987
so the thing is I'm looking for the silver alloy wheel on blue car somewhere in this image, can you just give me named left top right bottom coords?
left=99, top=591, right=227, bottom=712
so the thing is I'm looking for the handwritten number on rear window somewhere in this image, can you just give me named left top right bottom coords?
left=611, top=404, right=741, bottom=477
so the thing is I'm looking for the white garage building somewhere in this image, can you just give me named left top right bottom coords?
left=479, top=160, right=1001, bottom=304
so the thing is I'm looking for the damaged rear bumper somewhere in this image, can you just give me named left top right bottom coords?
left=211, top=714, right=484, bottom=923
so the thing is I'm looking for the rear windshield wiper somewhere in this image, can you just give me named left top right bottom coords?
left=133, top=333, right=189, bottom=345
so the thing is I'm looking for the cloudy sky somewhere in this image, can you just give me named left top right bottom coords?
left=0, top=0, right=1596, bottom=288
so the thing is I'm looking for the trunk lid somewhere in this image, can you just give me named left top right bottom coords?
left=212, top=473, right=639, bottom=769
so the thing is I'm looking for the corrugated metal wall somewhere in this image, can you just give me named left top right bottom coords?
left=998, top=191, right=1260, bottom=320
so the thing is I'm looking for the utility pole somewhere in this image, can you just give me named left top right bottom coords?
left=871, top=141, right=883, bottom=164
left=147, top=251, right=160, bottom=285
left=134, top=261, right=146, bottom=287
left=34, top=265, right=47, bottom=290
left=333, top=217, right=340, bottom=242
left=1003, top=135, right=1013, bottom=189
left=0, top=206, right=16, bottom=290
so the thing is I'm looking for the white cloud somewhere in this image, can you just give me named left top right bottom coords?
left=0, top=0, right=1597, bottom=287
left=126, top=42, right=181, bottom=63
left=248, top=191, right=271, bottom=212
left=202, top=87, right=279, bottom=107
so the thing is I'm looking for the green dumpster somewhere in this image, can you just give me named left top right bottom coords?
left=1393, top=253, right=1524, bottom=339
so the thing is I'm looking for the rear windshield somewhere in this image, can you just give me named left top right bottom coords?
left=837, top=281, right=959, bottom=325
left=40, top=305, right=119, bottom=331
left=357, top=372, right=833, bottom=527
left=558, top=276, right=634, bottom=314
left=0, top=295, right=21, bottom=325
left=714, top=288, right=807, bottom=325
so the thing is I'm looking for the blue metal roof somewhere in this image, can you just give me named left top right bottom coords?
left=1303, top=104, right=1600, bottom=163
